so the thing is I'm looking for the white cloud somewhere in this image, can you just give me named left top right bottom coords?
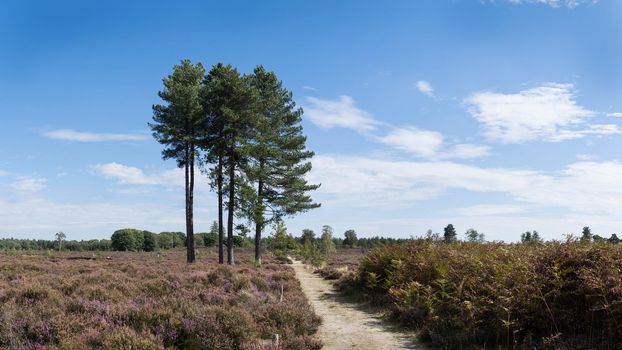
left=376, top=127, right=443, bottom=158
left=91, top=163, right=180, bottom=186
left=44, top=129, right=148, bottom=142
left=309, top=154, right=538, bottom=207
left=302, top=86, right=318, bottom=91
left=456, top=204, right=527, bottom=216
left=416, top=80, right=435, bottom=97
left=607, top=112, right=622, bottom=118
left=442, top=144, right=492, bottom=159
left=376, top=127, right=490, bottom=159
left=505, top=0, right=599, bottom=8
left=305, top=96, right=380, bottom=132
left=309, top=154, right=622, bottom=216
left=465, top=83, right=602, bottom=143
left=550, top=124, right=622, bottom=141
left=11, top=177, right=47, bottom=192
left=305, top=96, right=490, bottom=159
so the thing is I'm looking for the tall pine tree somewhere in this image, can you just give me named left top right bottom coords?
left=246, top=66, right=320, bottom=264
left=150, top=59, right=205, bottom=263
left=203, top=63, right=256, bottom=265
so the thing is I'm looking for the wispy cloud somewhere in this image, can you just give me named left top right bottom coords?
left=310, top=154, right=622, bottom=216
left=305, top=96, right=380, bottom=132
left=607, top=112, right=622, bottom=118
left=11, top=176, right=47, bottom=192
left=456, top=204, right=527, bottom=216
left=302, top=86, right=318, bottom=91
left=376, top=127, right=443, bottom=158
left=442, top=144, right=492, bottom=159
left=415, top=80, right=435, bottom=97
left=43, top=129, right=148, bottom=142
left=464, top=83, right=611, bottom=143
left=91, top=163, right=180, bottom=186
left=307, top=96, right=490, bottom=159
left=500, top=0, right=599, bottom=8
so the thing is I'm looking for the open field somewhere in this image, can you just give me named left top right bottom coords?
left=0, top=248, right=321, bottom=350
left=324, top=241, right=622, bottom=350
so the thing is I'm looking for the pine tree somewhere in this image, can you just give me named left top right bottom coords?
left=202, top=63, right=256, bottom=265
left=581, top=226, right=592, bottom=242
left=443, top=224, right=457, bottom=243
left=245, top=66, right=320, bottom=264
left=150, top=59, right=205, bottom=263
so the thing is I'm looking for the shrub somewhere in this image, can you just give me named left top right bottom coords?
left=348, top=241, right=622, bottom=349
left=99, top=327, right=163, bottom=350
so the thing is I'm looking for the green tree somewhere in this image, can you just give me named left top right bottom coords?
left=521, top=230, right=541, bottom=243
left=111, top=229, right=139, bottom=251
left=465, top=228, right=484, bottom=243
left=424, top=229, right=441, bottom=242
left=245, top=66, right=320, bottom=264
left=143, top=231, right=156, bottom=252
left=150, top=59, right=205, bottom=263
left=301, top=229, right=316, bottom=247
left=203, top=63, right=256, bottom=265
left=55, top=232, right=66, bottom=251
left=320, top=225, right=336, bottom=256
left=532, top=230, right=542, bottom=242
left=343, top=229, right=358, bottom=248
left=581, top=226, right=592, bottom=242
left=609, top=234, right=620, bottom=244
left=269, top=221, right=298, bottom=254
left=443, top=224, right=457, bottom=243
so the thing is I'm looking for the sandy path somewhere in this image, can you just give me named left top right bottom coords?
left=292, top=260, right=419, bottom=350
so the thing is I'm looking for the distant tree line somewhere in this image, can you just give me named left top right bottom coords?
left=150, top=60, right=320, bottom=264
left=6, top=224, right=620, bottom=252
left=0, top=237, right=110, bottom=251
left=0, top=223, right=253, bottom=252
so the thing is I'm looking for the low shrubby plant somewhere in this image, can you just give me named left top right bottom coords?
left=342, top=240, right=622, bottom=349
left=0, top=248, right=320, bottom=349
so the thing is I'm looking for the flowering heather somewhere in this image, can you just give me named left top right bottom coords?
left=0, top=249, right=321, bottom=349
left=340, top=241, right=622, bottom=349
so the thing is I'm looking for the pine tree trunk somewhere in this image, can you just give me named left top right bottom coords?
left=187, top=145, right=195, bottom=263
left=254, top=177, right=263, bottom=264
left=217, top=154, right=224, bottom=264
left=184, top=146, right=195, bottom=263
left=226, top=153, right=235, bottom=265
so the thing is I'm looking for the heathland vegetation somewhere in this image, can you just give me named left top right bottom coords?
left=0, top=248, right=321, bottom=349
left=311, top=227, right=622, bottom=350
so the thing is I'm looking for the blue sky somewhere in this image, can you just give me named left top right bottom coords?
left=1, top=0, right=621, bottom=241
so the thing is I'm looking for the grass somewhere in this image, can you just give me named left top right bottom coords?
left=0, top=248, right=321, bottom=350
left=332, top=241, right=622, bottom=349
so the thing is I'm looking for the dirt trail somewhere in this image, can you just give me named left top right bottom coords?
left=292, top=260, right=419, bottom=350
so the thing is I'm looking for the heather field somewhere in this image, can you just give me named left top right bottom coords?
left=325, top=242, right=622, bottom=349
left=0, top=248, right=321, bottom=350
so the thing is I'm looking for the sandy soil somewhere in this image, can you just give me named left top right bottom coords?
left=292, top=260, right=420, bottom=350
